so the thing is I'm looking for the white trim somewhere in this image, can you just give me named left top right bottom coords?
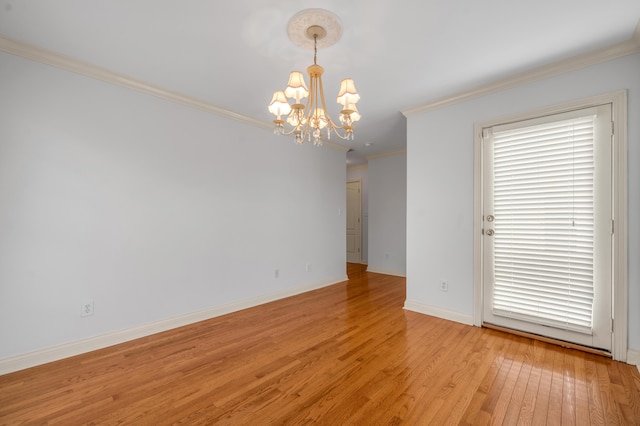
left=322, top=140, right=350, bottom=153
left=366, top=267, right=406, bottom=278
left=473, top=91, right=628, bottom=361
left=366, top=150, right=406, bottom=161
left=611, top=91, right=629, bottom=362
left=404, top=300, right=474, bottom=326
left=473, top=121, right=484, bottom=327
left=402, top=20, right=640, bottom=116
left=627, top=349, right=640, bottom=372
left=0, top=35, right=352, bottom=154
left=0, top=276, right=347, bottom=375
left=347, top=164, right=368, bottom=172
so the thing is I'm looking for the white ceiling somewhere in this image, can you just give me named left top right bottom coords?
left=1, top=1, right=639, bottom=165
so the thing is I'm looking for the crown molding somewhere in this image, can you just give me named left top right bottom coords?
left=0, top=35, right=273, bottom=129
left=347, top=163, right=368, bottom=172
left=402, top=19, right=640, bottom=116
left=366, top=149, right=406, bottom=161
left=323, top=140, right=350, bottom=153
left=0, top=34, right=351, bottom=154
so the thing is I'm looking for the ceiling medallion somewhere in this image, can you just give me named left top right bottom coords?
left=268, top=9, right=361, bottom=146
left=287, top=8, right=342, bottom=50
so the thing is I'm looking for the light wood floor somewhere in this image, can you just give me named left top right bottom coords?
left=1, top=264, right=639, bottom=424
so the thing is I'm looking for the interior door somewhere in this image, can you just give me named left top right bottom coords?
left=482, top=104, right=612, bottom=351
left=346, top=180, right=362, bottom=263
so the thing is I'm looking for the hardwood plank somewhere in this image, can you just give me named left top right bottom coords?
left=489, top=337, right=530, bottom=424
left=546, top=347, right=565, bottom=424
left=561, top=349, right=577, bottom=425
left=616, top=361, right=640, bottom=422
left=585, top=354, right=607, bottom=425
left=457, top=331, right=516, bottom=424
left=403, top=325, right=486, bottom=423
left=573, top=351, right=592, bottom=425
left=355, top=315, right=470, bottom=424
left=516, top=339, right=547, bottom=424
left=501, top=338, right=535, bottom=424
left=1, top=263, right=639, bottom=424
left=596, top=356, right=622, bottom=424
left=424, top=328, right=496, bottom=423
left=531, top=343, right=556, bottom=425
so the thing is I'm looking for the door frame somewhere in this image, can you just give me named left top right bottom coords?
left=346, top=179, right=362, bottom=264
left=472, top=90, right=628, bottom=361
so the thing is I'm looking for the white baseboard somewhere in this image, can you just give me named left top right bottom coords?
left=627, top=349, right=640, bottom=372
left=366, top=267, right=406, bottom=277
left=0, top=276, right=347, bottom=376
left=403, top=300, right=474, bottom=326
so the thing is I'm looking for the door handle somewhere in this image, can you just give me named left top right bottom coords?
left=486, top=229, right=494, bottom=236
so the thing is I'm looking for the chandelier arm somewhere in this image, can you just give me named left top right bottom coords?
left=317, top=74, right=337, bottom=132
left=316, top=74, right=353, bottom=140
left=278, top=122, right=305, bottom=137
left=298, top=104, right=309, bottom=143
left=304, top=72, right=318, bottom=141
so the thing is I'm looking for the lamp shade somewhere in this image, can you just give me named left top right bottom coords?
left=336, top=78, right=360, bottom=107
left=268, top=91, right=292, bottom=117
left=284, top=71, right=309, bottom=102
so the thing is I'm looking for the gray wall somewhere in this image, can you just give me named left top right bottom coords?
left=368, top=153, right=407, bottom=276
left=0, top=51, right=347, bottom=361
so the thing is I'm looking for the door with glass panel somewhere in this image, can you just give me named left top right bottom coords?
left=482, top=104, right=612, bottom=351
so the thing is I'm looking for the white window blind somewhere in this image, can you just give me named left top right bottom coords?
left=491, top=114, right=596, bottom=334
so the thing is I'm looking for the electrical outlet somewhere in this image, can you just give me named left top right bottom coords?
left=440, top=281, right=448, bottom=292
left=81, top=300, right=94, bottom=317
left=274, top=269, right=279, bottom=278
left=306, top=263, right=311, bottom=273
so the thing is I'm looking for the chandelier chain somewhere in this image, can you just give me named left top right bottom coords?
left=313, top=35, right=318, bottom=66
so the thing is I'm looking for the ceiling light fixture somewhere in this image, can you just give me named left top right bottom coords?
left=268, top=9, right=361, bottom=146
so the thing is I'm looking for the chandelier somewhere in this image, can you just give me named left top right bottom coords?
left=268, top=9, right=361, bottom=146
